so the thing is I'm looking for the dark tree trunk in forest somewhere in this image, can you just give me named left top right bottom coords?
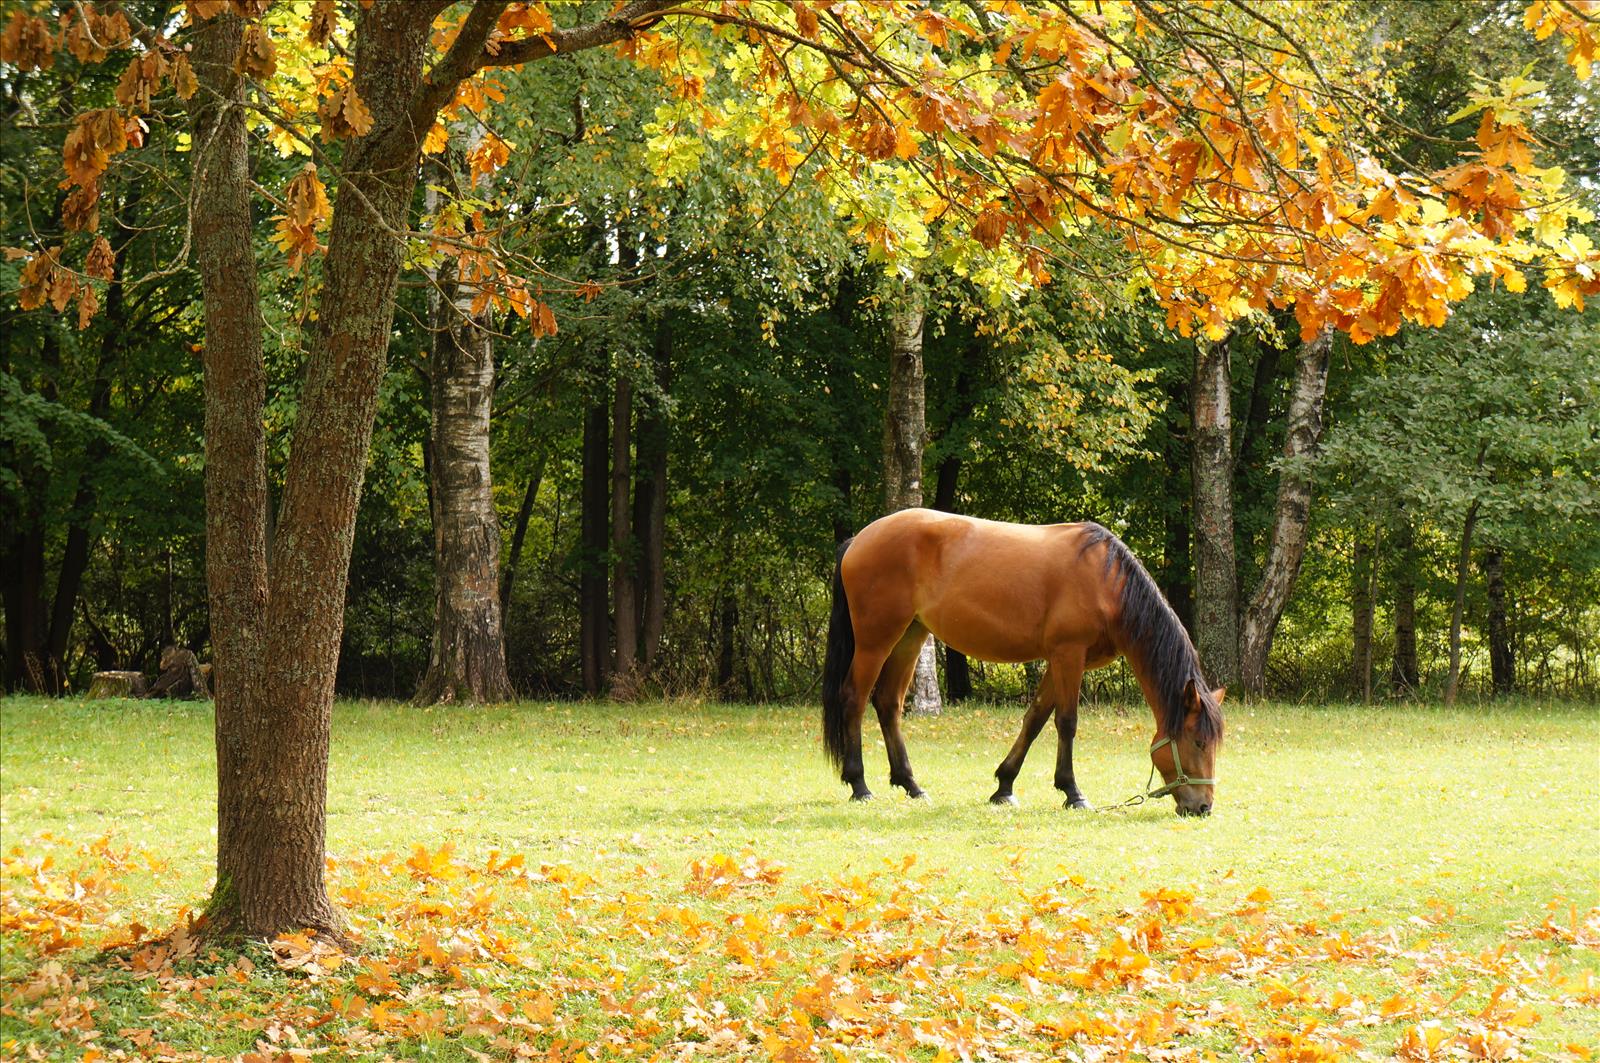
left=634, top=318, right=671, bottom=669
left=716, top=591, right=739, bottom=699
left=415, top=166, right=514, bottom=705
left=1484, top=546, right=1513, bottom=696
left=499, top=456, right=545, bottom=620
left=611, top=376, right=638, bottom=687
left=1238, top=329, right=1333, bottom=696
left=580, top=403, right=610, bottom=695
left=883, top=282, right=941, bottom=714
left=1351, top=531, right=1375, bottom=703
left=1190, top=334, right=1238, bottom=689
left=1444, top=499, right=1481, bottom=705
left=1160, top=375, right=1194, bottom=635
left=1390, top=515, right=1419, bottom=695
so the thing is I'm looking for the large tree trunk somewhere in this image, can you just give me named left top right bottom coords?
left=415, top=165, right=514, bottom=705
left=580, top=402, right=610, bottom=695
left=1238, top=329, right=1333, bottom=696
left=1351, top=530, right=1375, bottom=703
left=0, top=528, right=48, bottom=693
left=883, top=282, right=941, bottom=715
left=1483, top=546, right=1513, bottom=696
left=1190, top=333, right=1238, bottom=689
left=1390, top=514, right=1419, bottom=695
left=1444, top=499, right=1481, bottom=705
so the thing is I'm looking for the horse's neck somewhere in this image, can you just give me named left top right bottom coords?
left=1121, top=647, right=1170, bottom=740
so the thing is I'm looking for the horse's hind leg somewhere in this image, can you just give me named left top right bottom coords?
left=873, top=624, right=929, bottom=799
left=989, top=665, right=1057, bottom=806
left=841, top=641, right=895, bottom=801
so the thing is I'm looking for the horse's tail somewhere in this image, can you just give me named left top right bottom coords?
left=821, top=538, right=856, bottom=771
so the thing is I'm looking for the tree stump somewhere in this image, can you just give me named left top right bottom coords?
left=86, top=671, right=148, bottom=699
left=144, top=646, right=211, bottom=700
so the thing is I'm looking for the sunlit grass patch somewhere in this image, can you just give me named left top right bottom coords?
left=2, top=697, right=1597, bottom=1060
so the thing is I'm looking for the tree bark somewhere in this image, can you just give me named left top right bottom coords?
left=1444, top=499, right=1481, bottom=705
left=580, top=402, right=610, bottom=695
left=415, top=160, right=514, bottom=706
left=1483, top=546, right=1513, bottom=696
left=1390, top=515, right=1420, bottom=695
left=883, top=281, right=941, bottom=714
left=1190, top=333, right=1238, bottom=689
left=715, top=590, right=739, bottom=699
left=1238, top=329, right=1333, bottom=696
left=1351, top=531, right=1375, bottom=703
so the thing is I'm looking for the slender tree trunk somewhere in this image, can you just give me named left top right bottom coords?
left=1351, top=531, right=1375, bottom=703
left=499, top=455, right=545, bottom=620
left=1484, top=546, right=1514, bottom=696
left=1190, top=333, right=1238, bottom=689
left=1238, top=329, right=1333, bottom=695
left=611, top=375, right=638, bottom=687
left=1444, top=499, right=1481, bottom=706
left=883, top=281, right=941, bottom=714
left=716, top=590, right=738, bottom=699
left=0, top=529, right=47, bottom=693
left=186, top=11, right=295, bottom=939
left=580, top=402, right=610, bottom=695
left=1390, top=513, right=1419, bottom=695
left=415, top=163, right=514, bottom=705
left=1160, top=375, right=1195, bottom=635
left=635, top=317, right=671, bottom=669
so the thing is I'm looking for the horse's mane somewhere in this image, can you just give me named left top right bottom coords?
left=1078, top=523, right=1224, bottom=748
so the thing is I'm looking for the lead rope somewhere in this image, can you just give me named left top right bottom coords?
left=1096, top=736, right=1215, bottom=812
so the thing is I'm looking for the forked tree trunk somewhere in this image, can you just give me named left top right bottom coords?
left=1484, top=546, right=1514, bottom=696
left=1190, top=333, right=1238, bottom=689
left=1390, top=515, right=1420, bottom=695
left=883, top=281, right=940, bottom=715
left=499, top=456, right=545, bottom=620
left=188, top=1, right=668, bottom=943
left=1238, top=329, right=1333, bottom=695
left=415, top=167, right=514, bottom=706
left=1444, top=499, right=1481, bottom=706
left=1351, top=531, right=1375, bottom=703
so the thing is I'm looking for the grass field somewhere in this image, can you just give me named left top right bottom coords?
left=2, top=696, right=1597, bottom=1061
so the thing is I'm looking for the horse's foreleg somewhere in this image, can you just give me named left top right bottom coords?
left=1051, top=651, right=1091, bottom=810
left=874, top=625, right=928, bottom=798
left=990, top=664, right=1057, bottom=805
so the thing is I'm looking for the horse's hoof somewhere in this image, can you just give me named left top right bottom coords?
left=1065, top=798, right=1093, bottom=811
left=908, top=790, right=930, bottom=801
left=989, top=792, right=1018, bottom=807
left=849, top=791, right=874, bottom=802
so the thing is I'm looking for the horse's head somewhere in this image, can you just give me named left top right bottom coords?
left=1152, top=679, right=1224, bottom=817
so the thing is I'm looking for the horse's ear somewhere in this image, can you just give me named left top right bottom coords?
left=1212, top=686, right=1227, bottom=706
left=1182, top=676, right=1198, bottom=707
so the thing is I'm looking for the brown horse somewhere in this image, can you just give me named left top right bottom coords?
left=821, top=509, right=1224, bottom=816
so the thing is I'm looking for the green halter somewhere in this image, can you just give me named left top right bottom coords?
left=1143, top=734, right=1215, bottom=799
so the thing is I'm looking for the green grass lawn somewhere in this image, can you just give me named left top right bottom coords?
left=3, top=696, right=1597, bottom=1061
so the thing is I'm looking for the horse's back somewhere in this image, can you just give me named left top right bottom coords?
left=842, top=510, right=1114, bottom=662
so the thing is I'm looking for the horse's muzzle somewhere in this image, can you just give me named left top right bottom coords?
left=1177, top=801, right=1212, bottom=817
